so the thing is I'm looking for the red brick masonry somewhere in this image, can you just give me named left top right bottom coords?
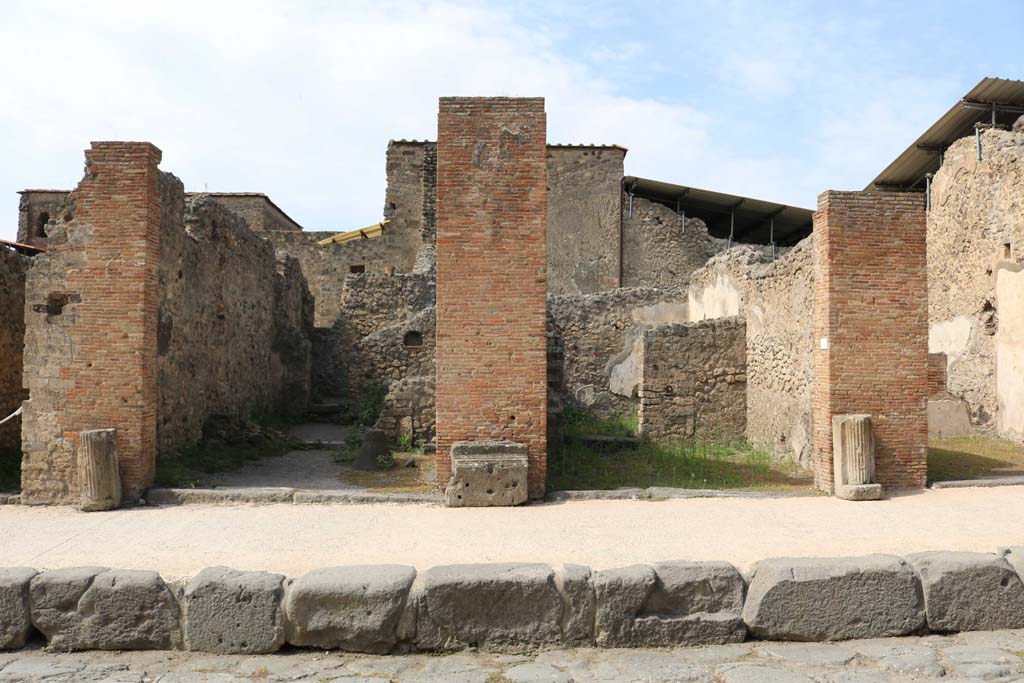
left=434, top=97, right=549, bottom=498
left=812, top=191, right=928, bottom=490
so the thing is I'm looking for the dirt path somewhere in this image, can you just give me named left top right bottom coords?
left=3, top=485, right=1024, bottom=579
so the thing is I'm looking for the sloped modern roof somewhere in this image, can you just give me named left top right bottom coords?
left=623, top=176, right=814, bottom=245
left=866, top=77, right=1024, bottom=191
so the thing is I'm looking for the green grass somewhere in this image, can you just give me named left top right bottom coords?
left=929, top=435, right=1024, bottom=482
left=154, top=429, right=297, bottom=488
left=547, top=436, right=812, bottom=492
left=561, top=405, right=639, bottom=438
left=0, top=448, right=20, bottom=493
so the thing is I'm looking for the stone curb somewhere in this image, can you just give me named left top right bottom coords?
left=146, top=487, right=440, bottom=506
left=930, top=476, right=1024, bottom=489
left=546, top=487, right=812, bottom=502
left=4, top=548, right=1024, bottom=654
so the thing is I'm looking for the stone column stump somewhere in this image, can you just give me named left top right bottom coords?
left=444, top=441, right=528, bottom=507
left=832, top=414, right=882, bottom=501
left=78, top=428, right=122, bottom=511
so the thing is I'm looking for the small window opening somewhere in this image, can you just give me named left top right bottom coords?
left=350, top=264, right=365, bottom=274
left=46, top=292, right=68, bottom=316
left=1004, top=243, right=1012, bottom=260
left=403, top=330, right=424, bottom=348
left=36, top=212, right=50, bottom=238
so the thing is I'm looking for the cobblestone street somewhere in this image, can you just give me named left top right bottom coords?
left=4, top=630, right=1024, bottom=682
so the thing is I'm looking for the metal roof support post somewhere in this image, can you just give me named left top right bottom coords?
left=976, top=123, right=983, bottom=161
left=925, top=173, right=933, bottom=212
left=729, top=210, right=734, bottom=249
left=627, top=189, right=634, bottom=219
left=770, top=217, right=775, bottom=261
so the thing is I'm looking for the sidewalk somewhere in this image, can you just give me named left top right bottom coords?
left=2, top=485, right=1023, bottom=579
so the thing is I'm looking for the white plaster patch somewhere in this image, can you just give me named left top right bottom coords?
left=997, top=267, right=1024, bottom=439
left=688, top=273, right=740, bottom=322
left=631, top=301, right=688, bottom=326
left=928, top=316, right=973, bottom=363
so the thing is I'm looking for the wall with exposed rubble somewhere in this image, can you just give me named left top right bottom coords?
left=16, top=190, right=68, bottom=249
left=202, top=194, right=304, bottom=232
left=927, top=122, right=1024, bottom=435
left=688, top=239, right=814, bottom=465
left=374, top=375, right=436, bottom=445
left=638, top=317, right=747, bottom=442
left=0, top=248, right=29, bottom=459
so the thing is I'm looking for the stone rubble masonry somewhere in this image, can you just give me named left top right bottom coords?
left=435, top=97, right=548, bottom=498
left=198, top=193, right=303, bottom=232
left=929, top=352, right=949, bottom=397
left=927, top=126, right=1024, bottom=429
left=546, top=145, right=625, bottom=295
left=6, top=550, right=1024, bottom=653
left=812, top=191, right=928, bottom=490
left=638, top=317, right=747, bottom=442
left=688, top=238, right=815, bottom=466
left=0, top=248, right=29, bottom=454
left=16, top=189, right=68, bottom=249
left=21, top=142, right=163, bottom=504
left=374, top=375, right=436, bottom=445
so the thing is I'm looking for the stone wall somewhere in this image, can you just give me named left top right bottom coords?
left=435, top=97, right=548, bottom=498
left=0, top=248, right=29, bottom=456
left=929, top=353, right=948, bottom=397
left=546, top=145, right=625, bottom=295
left=16, top=190, right=68, bottom=249
left=272, top=256, right=314, bottom=417
left=202, top=194, right=304, bottom=232
left=813, top=191, right=928, bottom=490
left=688, top=239, right=815, bottom=465
left=547, top=287, right=687, bottom=417
left=927, top=124, right=1024, bottom=432
left=622, top=197, right=727, bottom=293
left=374, top=375, right=436, bottom=444
left=21, top=143, right=163, bottom=504
left=638, top=317, right=747, bottom=442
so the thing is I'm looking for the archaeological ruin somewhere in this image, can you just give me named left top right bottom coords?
left=2, top=77, right=1024, bottom=506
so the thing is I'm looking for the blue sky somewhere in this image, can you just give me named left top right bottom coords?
left=2, top=0, right=1022, bottom=241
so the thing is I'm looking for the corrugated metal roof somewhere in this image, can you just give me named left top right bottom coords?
left=866, top=76, right=1024, bottom=191
left=624, top=176, right=814, bottom=245
left=317, top=220, right=389, bottom=246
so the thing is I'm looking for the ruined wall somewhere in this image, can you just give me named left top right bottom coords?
left=21, top=143, right=162, bottom=504
left=996, top=264, right=1024, bottom=439
left=688, top=239, right=815, bottom=465
left=813, top=191, right=928, bottom=490
left=638, top=317, right=747, bottom=442
left=157, top=184, right=299, bottom=457
left=547, top=287, right=687, bottom=417
left=17, top=190, right=69, bottom=249
left=374, top=376, right=436, bottom=445
left=546, top=145, right=625, bottom=295
left=927, top=124, right=1024, bottom=431
left=201, top=194, right=304, bottom=232
left=435, top=97, right=548, bottom=498
left=622, top=197, right=726, bottom=293
left=272, top=255, right=314, bottom=416
left=0, top=248, right=29, bottom=457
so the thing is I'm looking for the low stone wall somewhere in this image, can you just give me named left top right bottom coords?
left=0, top=248, right=29, bottom=456
left=4, top=549, right=1024, bottom=654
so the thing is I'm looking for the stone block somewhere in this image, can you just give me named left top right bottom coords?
left=0, top=567, right=36, bottom=649
left=832, top=414, right=881, bottom=501
left=415, top=563, right=562, bottom=651
left=183, top=566, right=286, bottom=654
left=444, top=441, right=528, bottom=507
left=555, top=564, right=594, bottom=644
left=742, top=556, right=925, bottom=641
left=30, top=568, right=180, bottom=651
left=907, top=551, right=1024, bottom=632
left=594, top=562, right=746, bottom=647
left=284, top=565, right=416, bottom=653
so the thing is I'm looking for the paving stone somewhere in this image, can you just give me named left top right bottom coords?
left=0, top=656, right=87, bottom=679
left=30, top=568, right=180, bottom=651
left=757, top=642, right=857, bottom=666
left=183, top=566, right=286, bottom=654
left=284, top=565, right=416, bottom=654
left=823, top=673, right=890, bottom=683
left=942, top=644, right=1024, bottom=680
left=717, top=664, right=815, bottom=682
left=503, top=662, right=574, bottom=682
left=415, top=563, right=562, bottom=651
left=0, top=568, right=36, bottom=650
left=908, top=552, right=1024, bottom=632
left=742, top=556, right=926, bottom=641
left=850, top=641, right=944, bottom=676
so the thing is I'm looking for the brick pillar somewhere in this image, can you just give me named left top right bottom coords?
left=435, top=97, right=549, bottom=499
left=21, top=142, right=162, bottom=503
left=812, top=191, right=928, bottom=490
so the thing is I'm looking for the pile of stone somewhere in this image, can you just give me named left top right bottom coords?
left=3, top=550, right=1024, bottom=654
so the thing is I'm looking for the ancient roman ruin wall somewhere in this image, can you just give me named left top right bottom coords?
left=16, top=190, right=68, bottom=249
left=373, top=374, right=436, bottom=445
left=622, top=197, right=728, bottom=293
left=927, top=122, right=1024, bottom=435
left=271, top=255, right=315, bottom=417
left=0, top=248, right=29, bottom=456
left=547, top=287, right=687, bottom=418
left=202, top=194, right=304, bottom=232
left=435, top=97, right=549, bottom=498
left=546, top=145, right=625, bottom=295
left=638, top=317, right=747, bottom=442
left=688, top=238, right=815, bottom=465
left=157, top=182, right=312, bottom=457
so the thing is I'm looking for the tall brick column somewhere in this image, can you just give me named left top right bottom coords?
left=21, top=142, right=162, bottom=503
left=435, top=97, right=549, bottom=498
left=812, top=191, right=928, bottom=490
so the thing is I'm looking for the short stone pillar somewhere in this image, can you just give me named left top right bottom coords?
left=832, top=414, right=882, bottom=501
left=444, top=441, right=528, bottom=507
left=78, top=429, right=122, bottom=511
left=353, top=429, right=390, bottom=471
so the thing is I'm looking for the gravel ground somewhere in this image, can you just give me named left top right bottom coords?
left=3, top=630, right=1024, bottom=682
left=2, top=486, right=1024, bottom=579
